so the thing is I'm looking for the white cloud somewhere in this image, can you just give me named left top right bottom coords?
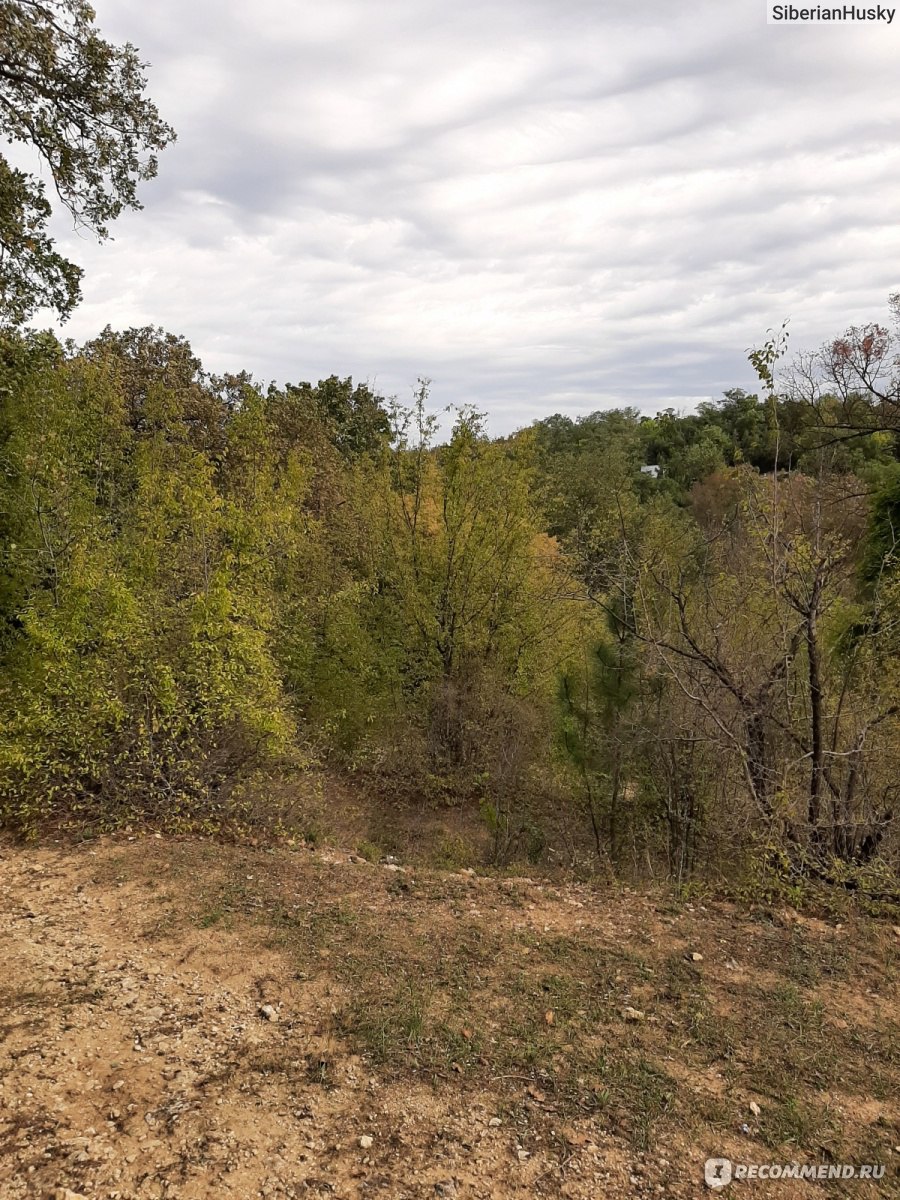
left=30, top=0, right=900, bottom=431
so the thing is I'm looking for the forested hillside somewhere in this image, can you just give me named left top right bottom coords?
left=2, top=311, right=900, bottom=900
left=3, top=6, right=900, bottom=1197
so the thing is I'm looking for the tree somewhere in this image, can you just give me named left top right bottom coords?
left=267, top=375, right=390, bottom=467
left=0, top=0, right=175, bottom=324
left=785, top=295, right=900, bottom=443
left=0, top=331, right=298, bottom=831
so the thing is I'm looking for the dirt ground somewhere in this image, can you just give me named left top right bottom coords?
left=0, top=835, right=897, bottom=1199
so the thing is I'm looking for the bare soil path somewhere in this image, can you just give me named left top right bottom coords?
left=0, top=836, right=897, bottom=1198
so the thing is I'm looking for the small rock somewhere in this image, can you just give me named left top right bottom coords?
left=749, top=1100, right=761, bottom=1117
left=359, top=1134, right=374, bottom=1150
left=690, top=952, right=704, bottom=963
left=516, top=1149, right=530, bottom=1162
left=621, top=1006, right=645, bottom=1022
left=258, top=1004, right=278, bottom=1022
left=488, top=1117, right=502, bottom=1127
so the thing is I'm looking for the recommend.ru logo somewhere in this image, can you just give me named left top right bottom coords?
left=705, top=1159, right=886, bottom=1187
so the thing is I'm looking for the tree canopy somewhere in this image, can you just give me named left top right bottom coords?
left=0, top=0, right=175, bottom=324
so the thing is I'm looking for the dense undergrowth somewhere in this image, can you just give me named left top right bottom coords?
left=2, top=312, right=900, bottom=904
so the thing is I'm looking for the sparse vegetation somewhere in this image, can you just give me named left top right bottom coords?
left=1, top=835, right=896, bottom=1197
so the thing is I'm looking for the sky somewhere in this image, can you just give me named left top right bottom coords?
left=32, top=0, right=900, bottom=433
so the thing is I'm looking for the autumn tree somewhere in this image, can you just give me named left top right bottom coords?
left=784, top=295, right=900, bottom=453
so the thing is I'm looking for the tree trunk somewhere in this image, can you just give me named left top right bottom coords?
left=806, top=592, right=824, bottom=840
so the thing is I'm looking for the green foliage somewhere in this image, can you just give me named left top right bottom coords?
left=1, top=304, right=899, bottom=893
left=0, top=160, right=83, bottom=323
left=268, top=375, right=391, bottom=461
left=0, top=0, right=175, bottom=323
left=0, top=330, right=296, bottom=832
left=363, top=391, right=576, bottom=783
left=860, top=464, right=900, bottom=588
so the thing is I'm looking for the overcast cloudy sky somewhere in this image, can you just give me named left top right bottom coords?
left=38, top=0, right=900, bottom=432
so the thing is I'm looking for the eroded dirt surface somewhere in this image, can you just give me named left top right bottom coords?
left=0, top=837, right=897, bottom=1199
